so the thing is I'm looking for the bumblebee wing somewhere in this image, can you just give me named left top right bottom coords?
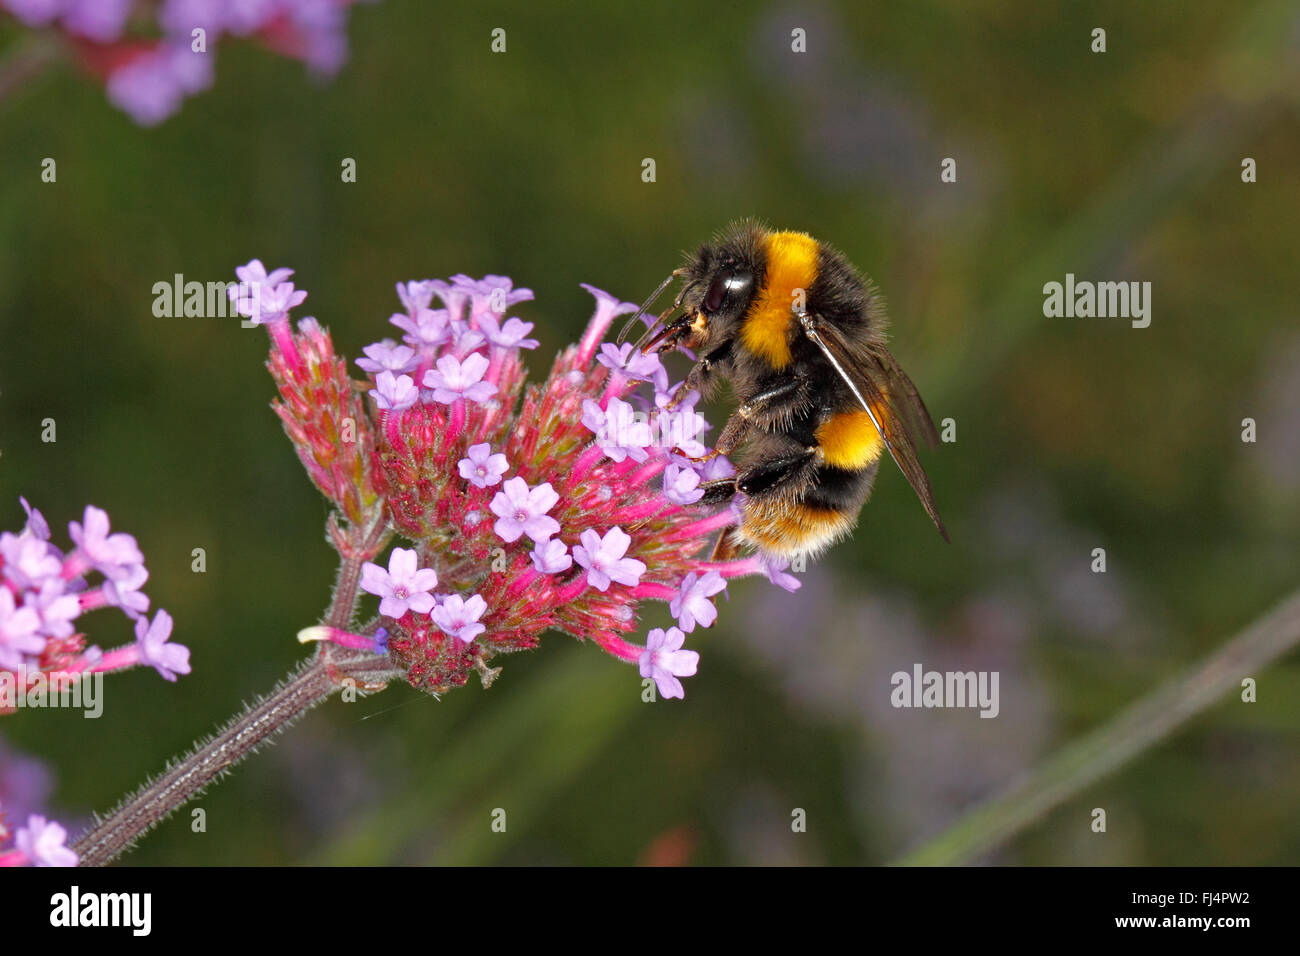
left=873, top=347, right=941, bottom=450
left=797, top=312, right=949, bottom=542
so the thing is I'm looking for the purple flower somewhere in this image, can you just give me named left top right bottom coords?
left=19, top=497, right=50, bottom=541
left=2, top=0, right=63, bottom=28
left=429, top=279, right=471, bottom=325
left=105, top=44, right=214, bottom=127
left=638, top=627, right=699, bottom=700
left=158, top=0, right=239, bottom=36
left=102, top=562, right=152, bottom=617
left=458, top=443, right=510, bottom=489
left=699, top=453, right=736, bottom=482
left=449, top=327, right=486, bottom=355
left=233, top=259, right=294, bottom=293
left=579, top=282, right=639, bottom=331
left=422, top=353, right=496, bottom=404
left=0, top=739, right=54, bottom=824
left=14, top=815, right=78, bottom=867
left=653, top=388, right=711, bottom=458
left=597, top=342, right=668, bottom=390
left=662, top=463, right=704, bottom=505
left=477, top=313, right=539, bottom=350
left=62, top=0, right=132, bottom=41
left=654, top=381, right=701, bottom=415
left=68, top=506, right=144, bottom=581
left=489, top=478, right=560, bottom=544
left=390, top=308, right=451, bottom=348
left=23, top=580, right=82, bottom=639
left=0, top=587, right=44, bottom=670
left=761, top=556, right=802, bottom=593
left=134, top=609, right=191, bottom=682
left=530, top=538, right=572, bottom=575
left=255, top=282, right=308, bottom=321
left=662, top=407, right=710, bottom=459
left=356, top=340, right=418, bottom=375
left=0, top=531, right=61, bottom=589
left=360, top=548, right=439, bottom=618
left=457, top=274, right=535, bottom=324
left=670, top=571, right=727, bottom=632
left=168, top=43, right=217, bottom=94
left=284, top=0, right=350, bottom=74
left=227, top=263, right=307, bottom=324
left=396, top=280, right=440, bottom=314
left=369, top=371, right=418, bottom=411
left=581, top=398, right=652, bottom=464
left=431, top=593, right=487, bottom=644
left=572, top=527, right=646, bottom=592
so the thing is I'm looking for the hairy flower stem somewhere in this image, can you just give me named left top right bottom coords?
left=72, top=649, right=400, bottom=867
left=325, top=511, right=391, bottom=629
left=73, top=511, right=394, bottom=866
left=328, top=555, right=367, bottom=628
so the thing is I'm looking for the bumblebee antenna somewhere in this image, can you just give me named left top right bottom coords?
left=616, top=269, right=685, bottom=346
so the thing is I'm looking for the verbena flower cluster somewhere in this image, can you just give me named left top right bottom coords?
left=0, top=500, right=190, bottom=866
left=0, top=0, right=373, bottom=126
left=248, top=260, right=801, bottom=701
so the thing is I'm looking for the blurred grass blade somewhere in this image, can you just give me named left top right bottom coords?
left=895, top=585, right=1300, bottom=866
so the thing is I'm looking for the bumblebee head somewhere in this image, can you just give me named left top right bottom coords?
left=673, top=247, right=758, bottom=351
left=616, top=223, right=767, bottom=354
left=622, top=247, right=760, bottom=355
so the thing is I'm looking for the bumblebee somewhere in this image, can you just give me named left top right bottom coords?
left=619, top=221, right=948, bottom=560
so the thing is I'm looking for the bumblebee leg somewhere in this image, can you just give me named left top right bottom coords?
left=709, top=526, right=743, bottom=562
left=711, top=413, right=754, bottom=457
left=735, top=450, right=817, bottom=496
left=683, top=374, right=811, bottom=462
left=697, top=449, right=816, bottom=505
left=736, top=375, right=807, bottom=420
left=699, top=478, right=740, bottom=505
left=672, top=341, right=734, bottom=408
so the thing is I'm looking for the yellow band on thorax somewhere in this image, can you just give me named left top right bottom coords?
left=740, top=231, right=820, bottom=369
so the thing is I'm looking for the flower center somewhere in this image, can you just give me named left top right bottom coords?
left=514, top=509, right=529, bottom=523
left=394, top=586, right=409, bottom=599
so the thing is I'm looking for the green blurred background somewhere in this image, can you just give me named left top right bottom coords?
left=2, top=0, right=1299, bottom=865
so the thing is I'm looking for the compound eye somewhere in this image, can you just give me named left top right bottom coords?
left=724, top=267, right=753, bottom=300
left=703, top=271, right=731, bottom=314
